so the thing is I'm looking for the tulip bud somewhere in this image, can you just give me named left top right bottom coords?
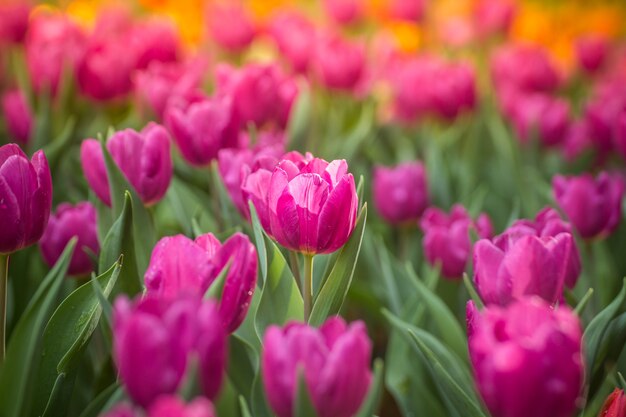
left=262, top=317, right=372, bottom=417
left=553, top=172, right=624, bottom=239
left=1, top=89, right=33, bottom=144
left=165, top=96, right=240, bottom=166
left=0, top=1, right=30, bottom=44
left=80, top=123, right=173, bottom=207
left=598, top=388, right=626, bottom=417
left=207, top=4, right=255, bottom=52
left=268, top=12, right=316, bottom=73
left=148, top=396, right=216, bottom=417
left=323, top=0, right=363, bottom=25
left=576, top=35, right=608, bottom=74
left=40, top=202, right=99, bottom=276
left=420, top=205, right=492, bottom=279
left=0, top=144, right=52, bottom=254
left=314, top=33, right=365, bottom=91
left=261, top=157, right=358, bottom=255
left=144, top=232, right=257, bottom=333
left=373, top=161, right=428, bottom=224
left=468, top=297, right=583, bottom=417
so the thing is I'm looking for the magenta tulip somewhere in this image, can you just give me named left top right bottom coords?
left=148, top=396, right=216, bottom=417
left=314, top=33, right=365, bottom=91
left=553, top=172, right=624, bottom=239
left=373, top=161, right=428, bottom=224
left=268, top=12, right=316, bottom=73
left=505, top=92, right=570, bottom=146
left=576, top=35, right=608, bottom=74
left=1, top=89, right=33, bottom=144
left=420, top=204, right=492, bottom=279
left=144, top=232, right=257, bottom=333
left=0, top=1, right=30, bottom=44
left=491, top=45, right=560, bottom=93
left=129, top=19, right=180, bottom=70
left=262, top=317, right=372, bottom=417
left=207, top=4, right=255, bottom=52
left=467, top=297, right=583, bottom=417
left=473, top=0, right=516, bottom=38
left=165, top=96, right=240, bottom=166
left=323, top=0, right=363, bottom=25
left=0, top=144, right=52, bottom=254
left=39, top=202, right=99, bottom=276
left=388, top=0, right=425, bottom=21
left=80, top=123, right=172, bottom=207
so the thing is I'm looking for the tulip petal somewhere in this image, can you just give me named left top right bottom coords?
left=81, top=139, right=111, bottom=206
left=0, top=175, right=22, bottom=253
left=317, top=175, right=357, bottom=254
left=473, top=239, right=506, bottom=305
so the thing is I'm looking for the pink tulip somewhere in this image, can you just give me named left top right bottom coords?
left=473, top=0, right=516, bottom=38
left=491, top=45, right=560, bottom=93
left=0, top=1, right=30, bottom=44
left=262, top=317, right=372, bottom=417
left=576, top=35, right=608, bottom=74
left=148, top=396, right=216, bottom=417
left=553, top=172, right=624, bottom=239
left=0, top=144, right=52, bottom=254
left=323, top=0, right=364, bottom=25
left=1, top=89, right=33, bottom=144
left=39, top=202, right=99, bottom=276
left=505, top=92, right=570, bottom=146
left=207, top=4, right=255, bottom=52
left=420, top=204, right=492, bottom=279
left=467, top=297, right=583, bottom=417
left=373, top=161, right=428, bottom=224
left=129, top=19, right=180, bottom=70
left=388, top=0, right=425, bottom=22
left=314, top=33, right=365, bottom=91
left=80, top=123, right=172, bottom=207
left=598, top=388, right=626, bottom=417
left=268, top=12, right=316, bottom=73
left=144, top=232, right=257, bottom=333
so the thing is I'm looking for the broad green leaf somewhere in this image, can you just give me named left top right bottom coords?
left=77, top=384, right=123, bottom=417
left=294, top=369, right=319, bottom=417
left=309, top=204, right=367, bottom=326
left=30, top=260, right=122, bottom=417
left=355, top=359, right=384, bottom=417
left=249, top=202, right=267, bottom=286
left=0, top=240, right=76, bottom=417
left=251, top=371, right=273, bottom=417
left=240, top=396, right=253, bottom=417
left=228, top=334, right=258, bottom=400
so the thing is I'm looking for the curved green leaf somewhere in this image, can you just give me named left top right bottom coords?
left=355, top=359, right=384, bottom=417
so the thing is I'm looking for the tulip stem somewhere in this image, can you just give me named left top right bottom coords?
left=303, top=255, right=314, bottom=322
left=0, top=254, right=8, bottom=363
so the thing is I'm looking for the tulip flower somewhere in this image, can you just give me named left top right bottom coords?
left=473, top=0, right=516, bottom=38
left=615, top=112, right=626, bottom=161
left=598, top=388, right=626, bottom=417
left=420, top=205, right=492, bottom=279
left=491, top=45, right=560, bottom=94
left=505, top=92, right=570, bottom=147
left=144, top=232, right=257, bottom=333
left=148, top=396, right=216, bottom=417
left=314, top=33, right=365, bottom=91
left=323, top=0, right=363, bottom=25
left=39, top=202, right=99, bottom=276
left=268, top=12, right=316, bottom=73
left=576, top=35, right=608, bottom=74
left=467, top=297, right=583, bottom=417
left=553, top=172, right=624, bottom=239
left=262, top=317, right=372, bottom=417
left=207, top=4, right=255, bottom=52
left=80, top=123, right=173, bottom=207
left=0, top=1, right=30, bottom=44
left=129, top=19, right=180, bottom=70
left=373, top=161, right=429, bottom=224
left=388, top=0, right=425, bottom=22
left=1, top=89, right=33, bottom=144
left=165, top=96, right=240, bottom=166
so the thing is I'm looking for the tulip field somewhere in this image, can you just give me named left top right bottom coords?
left=2, top=0, right=626, bottom=416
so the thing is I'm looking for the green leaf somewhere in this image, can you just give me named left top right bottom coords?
left=574, top=288, right=594, bottom=316
left=309, top=204, right=367, bottom=326
left=30, top=260, right=122, bottom=417
left=240, top=396, right=253, bottom=417
left=77, top=384, right=123, bottom=417
left=355, top=359, right=384, bottom=417
left=287, top=88, right=311, bottom=150
left=249, top=202, right=267, bottom=286
left=251, top=371, right=273, bottom=417
left=0, top=240, right=76, bottom=417
left=463, top=273, right=484, bottom=310
left=294, top=368, right=319, bottom=417
left=227, top=334, right=258, bottom=400
left=205, top=259, right=231, bottom=301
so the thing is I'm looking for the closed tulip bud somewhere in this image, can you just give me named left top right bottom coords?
left=467, top=297, right=583, bottom=417
left=576, top=36, right=608, bottom=74
left=262, top=317, right=372, bottom=417
left=598, top=388, right=626, bottom=417
left=264, top=157, right=358, bottom=255
left=165, top=96, right=239, bottom=166
left=268, top=12, right=316, bottom=73
left=420, top=205, right=492, bottom=279
left=80, top=123, right=173, bottom=207
left=492, top=45, right=560, bottom=93
left=40, top=202, right=99, bottom=276
left=0, top=144, right=52, bottom=254
left=553, top=172, right=624, bottom=239
left=314, top=34, right=365, bottom=91
left=0, top=1, right=30, bottom=44
left=144, top=232, right=257, bottom=333
left=148, top=396, right=216, bottom=417
left=207, top=4, right=255, bottom=52
left=323, top=0, right=363, bottom=25
left=2, top=89, right=33, bottom=144
left=373, top=161, right=428, bottom=224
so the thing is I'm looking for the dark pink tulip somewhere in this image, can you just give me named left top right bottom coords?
left=39, top=202, right=99, bottom=276
left=80, top=123, right=172, bottom=207
left=388, top=0, right=425, bottom=22
left=598, top=388, right=626, bottom=417
left=195, top=301, right=228, bottom=399
left=0, top=1, right=30, bottom=44
left=1, top=89, right=33, bottom=144
left=373, top=161, right=428, bottom=224
left=473, top=0, right=516, bottom=38
left=165, top=96, right=239, bottom=167
left=507, top=92, right=570, bottom=146
left=314, top=33, right=365, bottom=91
left=491, top=45, right=560, bottom=93
left=582, top=78, right=626, bottom=158
left=26, top=13, right=86, bottom=95
left=576, top=35, right=608, bottom=74
left=129, top=19, right=180, bottom=70
left=263, top=157, right=358, bottom=255
left=420, top=204, right=492, bottom=279
left=467, top=297, right=583, bottom=417
left=553, top=172, right=624, bottom=239
left=268, top=12, right=316, bottom=73
left=323, top=0, right=363, bottom=25
left=215, top=63, right=298, bottom=129
left=262, top=317, right=372, bottom=417
left=615, top=111, right=626, bottom=161
left=144, top=232, right=258, bottom=333
left=148, top=396, right=216, bottom=417
left=207, top=4, right=255, bottom=52
left=0, top=144, right=52, bottom=254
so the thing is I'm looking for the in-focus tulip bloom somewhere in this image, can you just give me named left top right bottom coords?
left=553, top=172, right=624, bottom=239
left=80, top=123, right=173, bottom=207
left=491, top=45, right=560, bottom=94
left=262, top=317, right=372, bottom=417
left=144, top=232, right=257, bottom=333
left=165, top=96, right=239, bottom=166
left=420, top=204, right=492, bottom=279
left=0, top=144, right=52, bottom=254
left=40, top=202, right=99, bottom=276
left=207, top=4, right=255, bottom=52
left=314, top=33, right=366, bottom=92
left=467, top=297, right=583, bottom=417
left=576, top=35, right=608, bottom=74
left=215, top=63, right=298, bottom=129
left=323, top=0, right=363, bottom=25
left=148, top=396, right=216, bottom=417
left=259, top=157, right=358, bottom=255
left=598, top=388, right=626, bottom=417
left=0, top=1, right=30, bottom=44
left=268, top=12, right=316, bottom=73
left=373, top=161, right=428, bottom=224
left=1, top=89, right=33, bottom=144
